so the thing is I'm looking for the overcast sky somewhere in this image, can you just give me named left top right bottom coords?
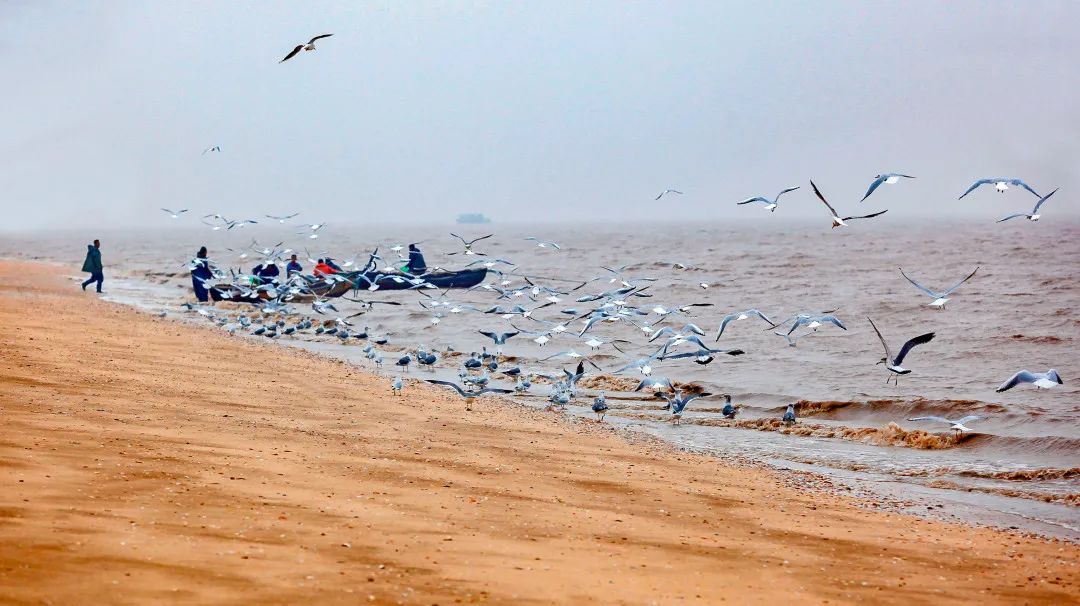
left=2, top=0, right=1077, bottom=231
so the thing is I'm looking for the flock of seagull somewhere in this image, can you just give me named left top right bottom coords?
left=157, top=32, right=1065, bottom=440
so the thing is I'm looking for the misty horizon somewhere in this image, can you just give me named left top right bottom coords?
left=3, top=1, right=1078, bottom=232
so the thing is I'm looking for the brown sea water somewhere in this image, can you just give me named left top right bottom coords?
left=5, top=217, right=1078, bottom=537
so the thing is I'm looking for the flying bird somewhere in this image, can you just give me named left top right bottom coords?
left=201, top=146, right=220, bottom=155
left=664, top=390, right=711, bottom=425
left=810, top=180, right=888, bottom=228
left=266, top=213, right=300, bottom=223
left=867, top=317, right=936, bottom=384
left=715, top=309, right=776, bottom=340
left=996, top=188, right=1059, bottom=223
left=861, top=173, right=914, bottom=202
left=908, top=415, right=982, bottom=437
left=898, top=266, right=978, bottom=309
left=161, top=208, right=188, bottom=218
left=655, top=189, right=684, bottom=200
left=447, top=233, right=493, bottom=256
left=736, top=186, right=800, bottom=212
left=280, top=34, right=334, bottom=63
left=426, top=380, right=512, bottom=411
left=525, top=237, right=562, bottom=250
left=958, top=178, right=1040, bottom=200
left=995, top=369, right=1063, bottom=392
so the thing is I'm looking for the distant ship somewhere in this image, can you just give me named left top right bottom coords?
left=456, top=213, right=491, bottom=224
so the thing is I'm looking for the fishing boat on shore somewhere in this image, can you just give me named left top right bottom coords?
left=209, top=268, right=487, bottom=303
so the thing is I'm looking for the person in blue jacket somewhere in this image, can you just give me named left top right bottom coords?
left=80, top=239, right=104, bottom=293
left=407, top=243, right=427, bottom=274
left=191, top=246, right=213, bottom=302
left=286, top=254, right=303, bottom=278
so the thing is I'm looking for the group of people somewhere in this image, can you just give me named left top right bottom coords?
left=80, top=240, right=430, bottom=302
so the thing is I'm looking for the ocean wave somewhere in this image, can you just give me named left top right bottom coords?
left=783, top=398, right=1008, bottom=418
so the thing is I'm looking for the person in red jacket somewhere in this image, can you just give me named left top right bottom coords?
left=313, top=259, right=338, bottom=278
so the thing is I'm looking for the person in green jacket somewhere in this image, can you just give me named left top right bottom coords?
left=81, top=239, right=104, bottom=293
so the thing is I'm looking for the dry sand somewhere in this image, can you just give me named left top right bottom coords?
left=0, top=261, right=1075, bottom=604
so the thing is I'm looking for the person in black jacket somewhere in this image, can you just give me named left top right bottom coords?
left=191, top=247, right=213, bottom=302
left=407, top=243, right=427, bottom=274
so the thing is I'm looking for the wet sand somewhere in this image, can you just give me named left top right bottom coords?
left=0, top=260, right=1075, bottom=604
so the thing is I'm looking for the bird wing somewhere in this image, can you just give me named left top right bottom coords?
left=958, top=179, right=993, bottom=200
left=715, top=314, right=737, bottom=340
left=809, top=180, right=839, bottom=217
left=860, top=176, right=887, bottom=202
left=866, top=318, right=892, bottom=362
left=1012, top=179, right=1041, bottom=198
left=747, top=309, right=775, bottom=326
left=479, top=330, right=497, bottom=341
left=842, top=209, right=889, bottom=221
left=1032, top=187, right=1058, bottom=214
left=476, top=388, right=513, bottom=395
left=822, top=315, right=846, bottom=330
left=940, top=266, right=979, bottom=296
left=898, top=268, right=940, bottom=298
left=776, top=186, right=800, bottom=199
left=280, top=45, right=304, bottom=63
left=308, top=33, right=334, bottom=43
left=995, top=213, right=1030, bottom=223
left=908, top=416, right=951, bottom=425
left=426, top=379, right=468, bottom=398
left=954, top=415, right=982, bottom=425
left=737, top=197, right=769, bottom=205
left=893, top=332, right=935, bottom=366
left=995, top=370, right=1036, bottom=392
left=467, top=234, right=494, bottom=246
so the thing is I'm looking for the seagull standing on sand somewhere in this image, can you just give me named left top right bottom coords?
left=898, top=266, right=978, bottom=309
left=655, top=189, right=683, bottom=200
left=908, top=415, right=982, bottom=437
left=720, top=395, right=737, bottom=419
left=280, top=34, right=334, bottom=63
left=996, top=188, right=1059, bottom=223
left=995, top=369, right=1063, bottom=392
left=391, top=376, right=403, bottom=396
left=867, top=318, right=936, bottom=385
left=810, top=180, right=888, bottom=228
left=958, top=178, right=1040, bottom=199
left=665, top=390, right=710, bottom=425
left=736, top=186, right=799, bottom=212
left=592, top=392, right=609, bottom=421
left=860, top=173, right=914, bottom=202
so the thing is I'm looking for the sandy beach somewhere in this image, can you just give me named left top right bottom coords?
left=0, top=260, right=1075, bottom=604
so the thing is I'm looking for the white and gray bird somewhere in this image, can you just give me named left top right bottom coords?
left=782, top=404, right=796, bottom=426
left=655, top=189, right=684, bottom=200
left=715, top=309, right=776, bottom=340
left=958, top=178, right=1040, bottom=200
left=811, top=180, right=888, bottom=228
left=995, top=369, right=1063, bottom=392
left=736, top=186, right=800, bottom=212
left=525, top=237, right=562, bottom=250
left=867, top=318, right=936, bottom=385
left=898, top=266, right=978, bottom=309
left=201, top=146, right=220, bottom=155
left=996, top=188, right=1059, bottom=223
left=426, top=380, right=512, bottom=411
left=161, top=208, right=188, bottom=218
left=861, top=173, right=914, bottom=202
left=391, top=376, right=403, bottom=396
left=280, top=34, right=334, bottom=63
left=592, top=392, right=609, bottom=421
left=908, top=415, right=982, bottom=437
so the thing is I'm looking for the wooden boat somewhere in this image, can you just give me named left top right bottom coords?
left=208, top=268, right=487, bottom=303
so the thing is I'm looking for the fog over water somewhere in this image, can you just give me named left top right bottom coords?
left=2, top=1, right=1079, bottom=230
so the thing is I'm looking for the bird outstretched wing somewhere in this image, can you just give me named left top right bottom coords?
left=842, top=210, right=889, bottom=222
left=280, top=45, right=304, bottom=63
left=940, top=266, right=979, bottom=296
left=308, top=33, right=334, bottom=43
left=1032, top=187, right=1058, bottom=214
left=958, top=178, right=993, bottom=200
left=860, top=176, right=887, bottom=202
left=893, top=332, right=935, bottom=366
left=866, top=317, right=892, bottom=362
left=809, top=180, right=838, bottom=217
left=995, top=370, right=1036, bottom=392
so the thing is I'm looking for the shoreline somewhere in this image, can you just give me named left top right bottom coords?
left=1, top=260, right=1077, bottom=603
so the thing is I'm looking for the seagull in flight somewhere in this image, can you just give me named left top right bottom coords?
left=995, top=369, right=1063, bottom=392
left=426, top=380, right=512, bottom=411
left=266, top=213, right=300, bottom=223
left=161, top=208, right=188, bottom=219
left=861, top=173, right=914, bottom=202
left=201, top=146, right=220, bottom=155
left=655, top=189, right=684, bottom=200
left=280, top=34, right=334, bottom=63
left=664, top=390, right=711, bottom=425
left=908, top=415, right=981, bottom=437
left=867, top=317, right=936, bottom=385
left=958, top=178, right=1040, bottom=199
left=785, top=314, right=846, bottom=336
left=447, top=233, right=493, bottom=256
left=898, top=266, right=978, bottom=309
left=736, top=186, right=799, bottom=212
left=715, top=309, right=776, bottom=340
left=996, top=188, right=1059, bottom=223
left=810, top=180, right=888, bottom=228
left=525, top=237, right=561, bottom=250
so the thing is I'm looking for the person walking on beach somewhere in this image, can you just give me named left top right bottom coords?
left=191, top=246, right=213, bottom=302
left=80, top=239, right=104, bottom=293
